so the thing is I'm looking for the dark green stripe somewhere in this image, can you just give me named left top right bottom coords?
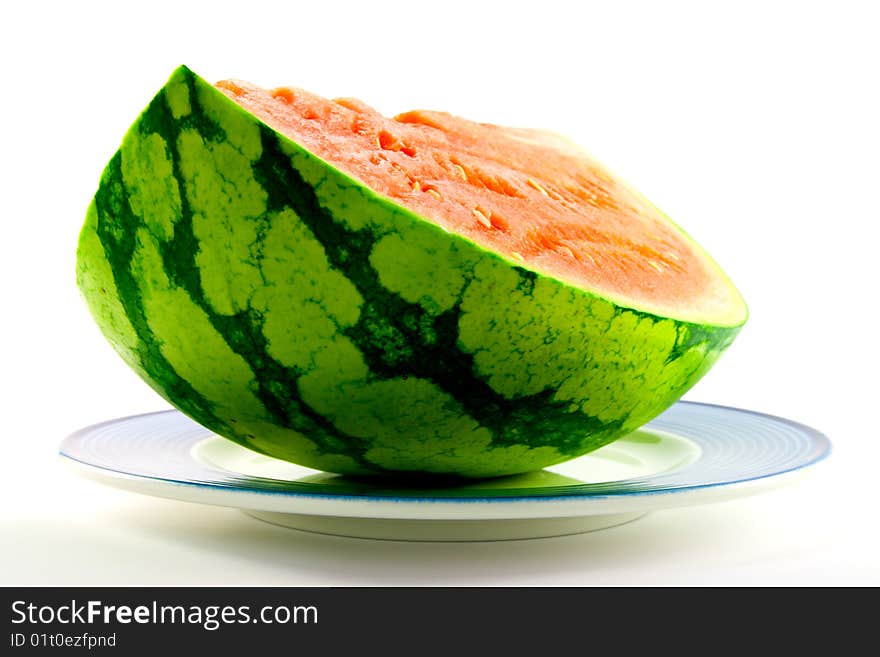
left=93, top=151, right=222, bottom=432
left=666, top=322, right=740, bottom=365
left=131, top=77, right=379, bottom=469
left=252, top=127, right=621, bottom=454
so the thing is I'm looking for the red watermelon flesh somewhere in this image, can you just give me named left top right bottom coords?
left=216, top=79, right=741, bottom=325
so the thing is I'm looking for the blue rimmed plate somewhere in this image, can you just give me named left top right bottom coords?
left=60, top=401, right=830, bottom=541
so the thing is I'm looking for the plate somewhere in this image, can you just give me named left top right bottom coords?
left=60, top=401, right=830, bottom=541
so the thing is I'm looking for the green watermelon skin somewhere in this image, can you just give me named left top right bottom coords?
left=76, top=66, right=742, bottom=478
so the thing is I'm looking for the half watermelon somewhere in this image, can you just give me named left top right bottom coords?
left=76, top=65, right=746, bottom=478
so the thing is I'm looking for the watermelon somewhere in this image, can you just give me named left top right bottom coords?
left=76, top=65, right=746, bottom=478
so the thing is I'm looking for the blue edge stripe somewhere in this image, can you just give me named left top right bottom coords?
left=58, top=401, right=831, bottom=504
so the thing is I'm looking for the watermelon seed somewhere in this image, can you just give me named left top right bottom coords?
left=377, top=129, right=413, bottom=155
left=527, top=178, right=550, bottom=197
left=411, top=181, right=421, bottom=192
left=377, top=130, right=397, bottom=150
left=453, top=163, right=467, bottom=181
left=489, top=211, right=509, bottom=231
left=472, top=207, right=492, bottom=229
left=511, top=251, right=525, bottom=262
left=351, top=116, right=371, bottom=135
left=271, top=87, right=295, bottom=103
left=648, top=260, right=665, bottom=273
left=556, top=245, right=576, bottom=259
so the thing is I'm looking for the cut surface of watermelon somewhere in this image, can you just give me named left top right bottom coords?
left=217, top=79, right=745, bottom=326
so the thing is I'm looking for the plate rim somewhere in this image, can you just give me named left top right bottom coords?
left=60, top=400, right=831, bottom=510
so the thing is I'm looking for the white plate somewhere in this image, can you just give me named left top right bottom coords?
left=61, top=401, right=830, bottom=541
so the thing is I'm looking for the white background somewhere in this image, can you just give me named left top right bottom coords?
left=2, top=0, right=878, bottom=585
